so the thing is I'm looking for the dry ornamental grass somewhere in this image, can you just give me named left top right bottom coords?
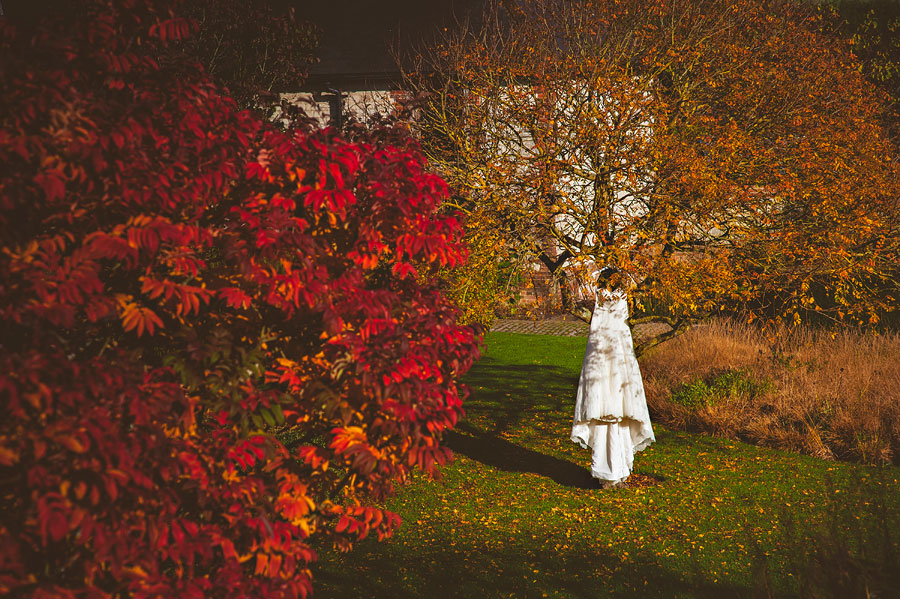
left=640, top=319, right=900, bottom=465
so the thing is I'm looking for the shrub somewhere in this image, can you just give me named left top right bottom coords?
left=669, top=368, right=773, bottom=410
left=0, top=2, right=479, bottom=597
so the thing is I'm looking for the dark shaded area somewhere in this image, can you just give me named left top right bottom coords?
left=461, top=356, right=580, bottom=434
left=315, top=537, right=754, bottom=599
left=294, top=0, right=485, bottom=90
left=446, top=424, right=665, bottom=491
left=446, top=426, right=597, bottom=490
left=0, top=0, right=76, bottom=23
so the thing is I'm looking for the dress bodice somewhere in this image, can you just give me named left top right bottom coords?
left=592, top=288, right=629, bottom=325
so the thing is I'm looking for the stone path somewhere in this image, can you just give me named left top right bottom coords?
left=490, top=318, right=589, bottom=337
left=490, top=318, right=672, bottom=343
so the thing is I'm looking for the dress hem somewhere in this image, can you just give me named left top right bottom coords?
left=571, top=417, right=655, bottom=482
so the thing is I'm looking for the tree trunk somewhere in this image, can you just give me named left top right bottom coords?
left=537, top=248, right=573, bottom=312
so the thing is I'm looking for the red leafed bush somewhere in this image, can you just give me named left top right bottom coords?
left=0, top=2, right=480, bottom=598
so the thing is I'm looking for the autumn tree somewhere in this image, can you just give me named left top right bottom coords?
left=0, top=1, right=479, bottom=597
left=828, top=0, right=900, bottom=119
left=408, top=0, right=900, bottom=346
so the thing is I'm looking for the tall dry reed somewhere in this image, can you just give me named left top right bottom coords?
left=640, top=319, right=900, bottom=464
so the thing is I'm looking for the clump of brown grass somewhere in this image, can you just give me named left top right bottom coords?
left=640, top=319, right=900, bottom=464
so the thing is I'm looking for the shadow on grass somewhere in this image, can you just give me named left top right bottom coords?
left=445, top=427, right=597, bottom=490
left=462, top=357, right=580, bottom=434
left=458, top=358, right=670, bottom=490
left=315, top=538, right=752, bottom=599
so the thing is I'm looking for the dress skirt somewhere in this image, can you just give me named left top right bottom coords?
left=571, top=290, right=655, bottom=483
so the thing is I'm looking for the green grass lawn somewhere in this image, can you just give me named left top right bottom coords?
left=314, top=332, right=900, bottom=598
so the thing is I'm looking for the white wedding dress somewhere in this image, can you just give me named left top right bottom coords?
left=571, top=289, right=655, bottom=483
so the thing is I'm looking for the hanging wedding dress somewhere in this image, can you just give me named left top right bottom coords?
left=571, top=288, right=655, bottom=484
